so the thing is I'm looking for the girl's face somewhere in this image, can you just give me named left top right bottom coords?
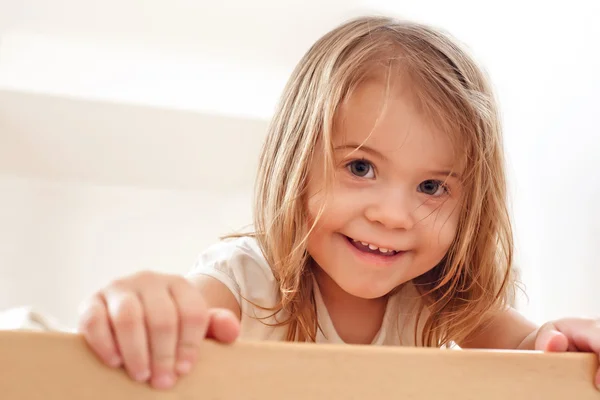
left=306, top=78, right=464, bottom=300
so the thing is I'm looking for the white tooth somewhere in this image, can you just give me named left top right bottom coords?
left=368, top=244, right=378, bottom=250
left=379, top=248, right=389, bottom=253
left=361, top=242, right=369, bottom=246
left=352, top=238, right=358, bottom=242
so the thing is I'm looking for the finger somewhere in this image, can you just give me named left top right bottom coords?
left=78, top=294, right=122, bottom=367
left=139, top=287, right=179, bottom=390
left=206, top=308, right=241, bottom=343
left=553, top=318, right=600, bottom=354
left=104, top=288, right=150, bottom=383
left=545, top=319, right=600, bottom=390
left=567, top=341, right=578, bottom=352
left=535, top=325, right=569, bottom=352
left=169, top=278, right=210, bottom=375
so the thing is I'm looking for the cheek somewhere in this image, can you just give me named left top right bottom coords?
left=305, top=161, right=328, bottom=221
left=307, top=188, right=324, bottom=219
left=305, top=174, right=337, bottom=242
left=417, top=199, right=461, bottom=249
left=306, top=189, right=328, bottom=234
left=305, top=193, right=335, bottom=265
left=306, top=193, right=341, bottom=235
left=306, top=173, right=350, bottom=227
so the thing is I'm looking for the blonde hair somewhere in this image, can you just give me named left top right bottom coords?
left=243, top=15, right=516, bottom=346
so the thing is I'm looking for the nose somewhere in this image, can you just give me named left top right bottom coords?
left=364, top=188, right=416, bottom=230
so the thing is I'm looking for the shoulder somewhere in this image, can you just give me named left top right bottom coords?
left=187, top=236, right=279, bottom=308
left=189, top=236, right=266, bottom=270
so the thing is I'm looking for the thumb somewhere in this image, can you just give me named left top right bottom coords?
left=205, top=308, right=241, bottom=344
left=535, top=324, right=570, bottom=352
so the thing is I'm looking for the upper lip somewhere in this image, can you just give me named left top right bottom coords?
left=345, top=235, right=403, bottom=252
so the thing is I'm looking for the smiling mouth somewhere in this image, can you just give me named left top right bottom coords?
left=345, top=236, right=401, bottom=257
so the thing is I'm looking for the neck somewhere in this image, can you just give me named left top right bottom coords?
left=313, top=265, right=388, bottom=344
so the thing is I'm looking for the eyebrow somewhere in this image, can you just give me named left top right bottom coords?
left=334, top=143, right=388, bottom=161
left=430, top=170, right=461, bottom=179
left=334, top=143, right=461, bottom=179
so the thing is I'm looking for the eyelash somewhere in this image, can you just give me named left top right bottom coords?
left=345, top=158, right=376, bottom=179
left=419, top=180, right=451, bottom=197
left=343, top=158, right=451, bottom=197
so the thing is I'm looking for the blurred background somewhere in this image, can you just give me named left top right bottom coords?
left=0, top=0, right=598, bottom=329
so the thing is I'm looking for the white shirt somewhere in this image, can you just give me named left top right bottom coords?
left=187, top=236, right=428, bottom=346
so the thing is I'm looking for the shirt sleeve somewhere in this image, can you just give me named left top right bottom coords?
left=186, top=237, right=281, bottom=315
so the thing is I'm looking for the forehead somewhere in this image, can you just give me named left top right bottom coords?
left=333, top=78, right=461, bottom=172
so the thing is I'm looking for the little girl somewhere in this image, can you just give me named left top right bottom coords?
left=78, top=15, right=600, bottom=390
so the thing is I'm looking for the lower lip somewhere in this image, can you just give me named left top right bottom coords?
left=343, top=235, right=405, bottom=266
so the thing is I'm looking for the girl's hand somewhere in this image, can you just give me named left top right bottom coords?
left=534, top=318, right=600, bottom=389
left=77, top=271, right=240, bottom=389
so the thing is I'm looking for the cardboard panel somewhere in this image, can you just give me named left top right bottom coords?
left=0, top=330, right=598, bottom=399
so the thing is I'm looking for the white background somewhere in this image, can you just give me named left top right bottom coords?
left=0, top=0, right=598, bottom=328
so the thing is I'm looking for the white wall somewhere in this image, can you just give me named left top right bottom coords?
left=0, top=0, right=598, bottom=329
left=0, top=175, right=252, bottom=327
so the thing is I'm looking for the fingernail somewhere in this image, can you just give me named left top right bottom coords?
left=135, top=370, right=151, bottom=382
left=216, top=309, right=233, bottom=319
left=153, top=373, right=175, bottom=389
left=176, top=360, right=192, bottom=374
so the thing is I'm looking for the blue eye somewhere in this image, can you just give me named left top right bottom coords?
left=347, top=159, right=375, bottom=178
left=418, top=180, right=447, bottom=196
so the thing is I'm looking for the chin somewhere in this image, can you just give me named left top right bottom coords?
left=336, top=279, right=396, bottom=300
